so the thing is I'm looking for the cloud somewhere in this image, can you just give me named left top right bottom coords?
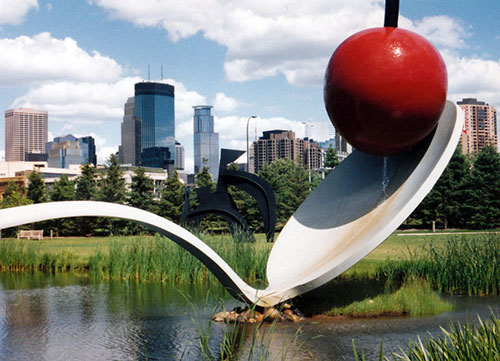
left=93, top=0, right=471, bottom=87
left=0, top=0, right=38, bottom=25
left=0, top=150, right=4, bottom=162
left=11, top=77, right=140, bottom=123
left=0, top=32, right=122, bottom=86
left=444, top=51, right=500, bottom=104
left=409, top=16, right=469, bottom=49
left=213, top=92, right=240, bottom=113
left=11, top=77, right=206, bottom=125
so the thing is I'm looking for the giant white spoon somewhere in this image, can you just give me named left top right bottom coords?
left=0, top=101, right=462, bottom=306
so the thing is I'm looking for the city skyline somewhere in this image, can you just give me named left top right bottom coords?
left=1, top=1, right=500, bottom=171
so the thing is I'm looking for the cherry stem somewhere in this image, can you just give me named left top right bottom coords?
left=384, top=0, right=399, bottom=27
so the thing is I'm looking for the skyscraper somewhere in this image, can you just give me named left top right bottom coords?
left=252, top=130, right=321, bottom=173
left=5, top=108, right=48, bottom=161
left=175, top=141, right=185, bottom=170
left=193, top=105, right=219, bottom=179
left=45, top=134, right=97, bottom=168
left=120, top=82, right=176, bottom=170
left=457, top=98, right=498, bottom=154
left=120, top=97, right=140, bottom=165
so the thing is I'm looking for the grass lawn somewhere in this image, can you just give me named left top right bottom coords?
left=0, top=230, right=493, bottom=277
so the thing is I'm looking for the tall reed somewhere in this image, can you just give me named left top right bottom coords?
left=353, top=312, right=500, bottom=361
left=87, top=234, right=270, bottom=284
left=0, top=241, right=83, bottom=273
left=376, top=236, right=500, bottom=295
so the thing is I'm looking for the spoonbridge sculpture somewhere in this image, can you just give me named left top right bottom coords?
left=0, top=0, right=463, bottom=307
left=0, top=101, right=462, bottom=307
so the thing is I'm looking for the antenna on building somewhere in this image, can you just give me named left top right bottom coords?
left=148, top=64, right=150, bottom=81
left=161, top=65, right=164, bottom=81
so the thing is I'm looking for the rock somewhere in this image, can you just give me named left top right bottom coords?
left=212, top=311, right=229, bottom=322
left=255, top=312, right=264, bottom=323
left=264, top=307, right=283, bottom=322
left=283, top=309, right=293, bottom=316
left=287, top=314, right=301, bottom=323
left=228, top=311, right=239, bottom=323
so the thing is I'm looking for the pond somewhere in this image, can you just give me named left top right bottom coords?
left=0, top=273, right=498, bottom=360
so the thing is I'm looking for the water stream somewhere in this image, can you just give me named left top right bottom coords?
left=0, top=273, right=498, bottom=360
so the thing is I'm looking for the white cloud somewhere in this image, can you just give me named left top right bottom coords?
left=11, top=77, right=206, bottom=125
left=0, top=0, right=38, bottom=25
left=213, top=92, right=240, bottom=113
left=11, top=77, right=140, bottom=123
left=409, top=16, right=469, bottom=49
left=443, top=51, right=500, bottom=104
left=0, top=32, right=122, bottom=86
left=93, top=0, right=471, bottom=87
left=0, top=150, right=4, bottom=162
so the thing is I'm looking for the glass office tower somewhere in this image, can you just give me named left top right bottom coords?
left=193, top=105, right=219, bottom=179
left=134, top=82, right=175, bottom=169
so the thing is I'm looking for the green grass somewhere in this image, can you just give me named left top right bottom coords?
left=323, top=280, right=453, bottom=318
left=0, top=234, right=271, bottom=285
left=353, top=312, right=500, bottom=361
left=0, top=231, right=498, bottom=296
left=376, top=236, right=500, bottom=295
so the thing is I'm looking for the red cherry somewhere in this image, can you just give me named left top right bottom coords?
left=324, top=27, right=447, bottom=156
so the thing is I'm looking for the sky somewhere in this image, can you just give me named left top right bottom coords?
left=1, top=0, right=500, bottom=171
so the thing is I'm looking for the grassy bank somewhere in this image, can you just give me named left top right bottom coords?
left=323, top=280, right=453, bottom=318
left=0, top=234, right=271, bottom=285
left=353, top=312, right=500, bottom=361
left=0, top=232, right=498, bottom=305
left=376, top=236, right=500, bottom=296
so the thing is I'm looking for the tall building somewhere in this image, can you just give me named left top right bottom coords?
left=45, top=134, right=97, bottom=168
left=193, top=105, right=219, bottom=179
left=175, top=141, right=185, bottom=170
left=252, top=130, right=321, bottom=173
left=120, top=97, right=140, bottom=165
left=119, top=82, right=176, bottom=170
left=457, top=98, right=498, bottom=154
left=5, top=108, right=48, bottom=162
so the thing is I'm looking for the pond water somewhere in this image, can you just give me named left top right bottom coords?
left=0, top=273, right=498, bottom=360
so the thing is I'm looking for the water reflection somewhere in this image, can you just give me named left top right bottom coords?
left=0, top=273, right=235, bottom=360
left=0, top=273, right=498, bottom=360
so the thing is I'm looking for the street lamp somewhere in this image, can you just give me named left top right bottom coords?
left=246, top=115, right=257, bottom=172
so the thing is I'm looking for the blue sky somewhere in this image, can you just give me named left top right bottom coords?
left=1, top=0, right=500, bottom=171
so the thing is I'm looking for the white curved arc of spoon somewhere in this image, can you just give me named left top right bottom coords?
left=0, top=201, right=262, bottom=305
left=0, top=101, right=463, bottom=307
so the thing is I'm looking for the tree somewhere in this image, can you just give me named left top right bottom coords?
left=458, top=145, right=500, bottom=229
left=196, top=158, right=216, bottom=190
left=0, top=182, right=32, bottom=237
left=96, top=154, right=128, bottom=235
left=75, top=164, right=98, bottom=236
left=128, top=167, right=156, bottom=212
left=158, top=170, right=185, bottom=223
left=97, top=154, right=127, bottom=204
left=324, top=145, right=340, bottom=172
left=258, top=158, right=310, bottom=229
left=76, top=164, right=97, bottom=201
left=26, top=171, right=47, bottom=204
left=50, top=175, right=75, bottom=202
left=0, top=182, right=32, bottom=209
left=410, top=147, right=469, bottom=229
left=49, top=174, right=76, bottom=235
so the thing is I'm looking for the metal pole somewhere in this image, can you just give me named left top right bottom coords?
left=246, top=116, right=256, bottom=172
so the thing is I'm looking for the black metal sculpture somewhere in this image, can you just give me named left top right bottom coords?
left=181, top=149, right=276, bottom=242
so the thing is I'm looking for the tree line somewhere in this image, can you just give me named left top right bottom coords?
left=2, top=144, right=493, bottom=237
left=409, top=145, right=500, bottom=230
left=0, top=153, right=318, bottom=237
